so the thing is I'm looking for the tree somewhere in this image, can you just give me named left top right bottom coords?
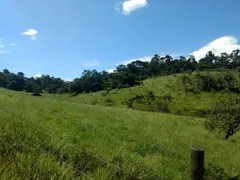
left=206, top=96, right=240, bottom=139
left=1, top=49, right=240, bottom=95
left=149, top=54, right=161, bottom=75
left=3, top=69, right=10, bottom=74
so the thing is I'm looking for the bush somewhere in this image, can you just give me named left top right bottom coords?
left=124, top=99, right=133, bottom=108
left=104, top=96, right=114, bottom=106
left=32, top=92, right=42, bottom=96
left=179, top=72, right=239, bottom=93
left=206, top=96, right=240, bottom=139
left=155, top=98, right=170, bottom=113
left=124, top=92, right=170, bottom=113
left=204, top=163, right=229, bottom=180
left=101, top=90, right=108, bottom=97
left=69, top=92, right=78, bottom=97
left=235, top=66, right=240, bottom=73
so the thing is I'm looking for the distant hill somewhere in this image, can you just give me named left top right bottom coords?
left=52, top=70, right=240, bottom=118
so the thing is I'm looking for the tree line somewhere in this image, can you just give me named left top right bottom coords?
left=0, top=49, right=240, bottom=94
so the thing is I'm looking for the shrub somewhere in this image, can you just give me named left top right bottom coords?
left=154, top=98, right=169, bottom=113
left=179, top=72, right=239, bottom=93
left=104, top=96, right=114, bottom=106
left=206, top=96, right=240, bottom=139
left=124, top=99, right=133, bottom=108
left=69, top=92, right=78, bottom=97
left=204, top=163, right=229, bottom=180
left=124, top=92, right=170, bottom=113
left=235, top=66, right=240, bottom=73
left=101, top=90, right=108, bottom=97
left=32, top=92, right=42, bottom=96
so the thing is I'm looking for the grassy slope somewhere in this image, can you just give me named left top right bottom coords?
left=0, top=88, right=240, bottom=179
left=50, top=73, right=236, bottom=117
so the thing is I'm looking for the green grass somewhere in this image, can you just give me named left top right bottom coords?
left=47, top=72, right=238, bottom=117
left=0, top=87, right=240, bottom=179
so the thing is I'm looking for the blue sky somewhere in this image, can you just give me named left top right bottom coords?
left=1, top=0, right=240, bottom=80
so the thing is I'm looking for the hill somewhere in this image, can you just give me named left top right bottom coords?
left=0, top=87, right=240, bottom=179
left=49, top=70, right=240, bottom=118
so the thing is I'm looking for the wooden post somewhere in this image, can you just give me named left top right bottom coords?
left=190, top=146, right=204, bottom=180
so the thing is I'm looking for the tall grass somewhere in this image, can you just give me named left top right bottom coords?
left=48, top=72, right=240, bottom=117
left=0, top=88, right=239, bottom=179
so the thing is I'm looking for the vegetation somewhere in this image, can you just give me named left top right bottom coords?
left=206, top=96, right=240, bottom=139
left=179, top=71, right=240, bottom=93
left=47, top=70, right=239, bottom=118
left=1, top=49, right=240, bottom=179
left=1, top=49, right=240, bottom=94
left=0, top=88, right=240, bottom=179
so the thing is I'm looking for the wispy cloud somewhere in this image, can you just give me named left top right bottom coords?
left=0, top=39, right=9, bottom=54
left=22, top=29, right=38, bottom=40
left=117, top=53, right=185, bottom=65
left=117, top=56, right=152, bottom=65
left=83, top=59, right=100, bottom=67
left=191, top=36, right=240, bottom=61
left=0, top=50, right=9, bottom=54
left=115, top=0, right=148, bottom=15
left=9, top=43, right=16, bottom=46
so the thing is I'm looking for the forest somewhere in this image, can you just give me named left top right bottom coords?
left=1, top=49, right=240, bottom=94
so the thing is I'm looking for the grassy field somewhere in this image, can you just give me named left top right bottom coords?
left=48, top=72, right=238, bottom=117
left=0, top=87, right=240, bottom=179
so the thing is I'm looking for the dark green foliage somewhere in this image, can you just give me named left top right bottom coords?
left=194, top=109, right=212, bottom=117
left=104, top=96, right=114, bottom=106
left=236, top=66, right=240, bottom=73
left=69, top=92, right=78, bottom=97
left=124, top=91, right=171, bottom=113
left=154, top=98, right=170, bottom=113
left=204, top=163, right=229, bottom=180
left=206, top=96, right=240, bottom=139
left=104, top=96, right=113, bottom=103
left=1, top=49, right=240, bottom=95
left=32, top=92, right=42, bottom=96
left=101, top=90, right=108, bottom=97
left=204, top=162, right=240, bottom=180
left=125, top=98, right=133, bottom=108
left=179, top=72, right=240, bottom=93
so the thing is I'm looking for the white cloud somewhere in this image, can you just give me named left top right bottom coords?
left=118, top=56, right=152, bottom=65
left=0, top=50, right=9, bottom=54
left=64, top=79, right=73, bottom=82
left=115, top=0, right=148, bottom=15
left=33, top=74, right=42, bottom=79
left=9, top=43, right=16, bottom=46
left=191, top=36, right=240, bottom=61
left=83, top=59, right=100, bottom=67
left=107, top=69, right=116, bottom=73
left=22, top=29, right=38, bottom=40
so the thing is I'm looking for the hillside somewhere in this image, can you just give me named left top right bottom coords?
left=0, top=87, right=240, bottom=179
left=49, top=71, right=240, bottom=117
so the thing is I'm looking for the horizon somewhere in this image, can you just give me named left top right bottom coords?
left=1, top=0, right=240, bottom=80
